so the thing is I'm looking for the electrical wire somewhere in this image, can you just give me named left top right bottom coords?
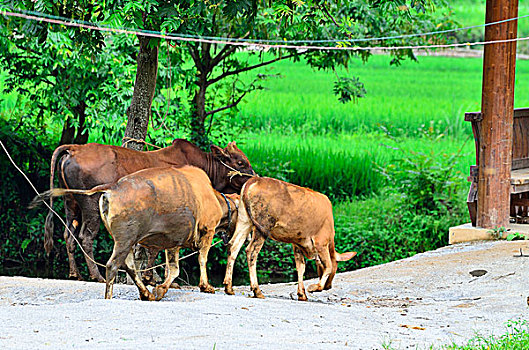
left=0, top=7, right=526, bottom=51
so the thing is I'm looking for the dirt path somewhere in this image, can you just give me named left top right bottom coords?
left=1, top=240, right=528, bottom=349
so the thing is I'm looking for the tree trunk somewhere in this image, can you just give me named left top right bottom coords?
left=59, top=118, right=76, bottom=145
left=123, top=35, right=159, bottom=151
left=190, top=81, right=208, bottom=148
left=59, top=102, right=89, bottom=145
left=73, top=102, right=89, bottom=144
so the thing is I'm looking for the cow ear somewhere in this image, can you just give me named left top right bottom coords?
left=211, top=145, right=230, bottom=160
left=226, top=141, right=238, bottom=153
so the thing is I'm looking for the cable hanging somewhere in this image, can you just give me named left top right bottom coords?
left=1, top=6, right=528, bottom=48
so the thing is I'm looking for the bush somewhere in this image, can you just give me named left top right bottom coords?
left=333, top=132, right=469, bottom=273
left=0, top=118, right=69, bottom=278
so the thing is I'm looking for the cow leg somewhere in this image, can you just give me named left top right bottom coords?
left=315, top=256, right=324, bottom=279
left=123, top=251, right=155, bottom=301
left=142, top=247, right=161, bottom=286
left=198, top=229, right=215, bottom=294
left=308, top=243, right=333, bottom=293
left=104, top=244, right=131, bottom=300
left=64, top=217, right=82, bottom=280
left=79, top=211, right=105, bottom=282
left=292, top=245, right=308, bottom=301
left=246, top=231, right=266, bottom=299
left=223, top=202, right=253, bottom=295
left=154, top=247, right=180, bottom=301
left=323, top=246, right=338, bottom=290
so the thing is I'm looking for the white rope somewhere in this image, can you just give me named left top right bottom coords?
left=1, top=8, right=528, bottom=51
left=2, top=6, right=528, bottom=45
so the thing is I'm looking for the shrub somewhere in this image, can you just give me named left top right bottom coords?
left=0, top=118, right=68, bottom=278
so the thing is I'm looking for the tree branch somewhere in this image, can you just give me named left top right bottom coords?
left=188, top=44, right=204, bottom=72
left=207, top=53, right=296, bottom=87
left=211, top=45, right=238, bottom=67
left=210, top=32, right=250, bottom=67
left=205, top=90, right=248, bottom=117
left=319, top=3, right=352, bottom=39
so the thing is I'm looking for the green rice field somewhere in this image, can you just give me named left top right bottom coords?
left=237, top=55, right=529, bottom=136
left=233, top=54, right=529, bottom=200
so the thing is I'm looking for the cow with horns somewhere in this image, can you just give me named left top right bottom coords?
left=45, top=139, right=254, bottom=282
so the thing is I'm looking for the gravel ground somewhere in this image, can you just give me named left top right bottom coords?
left=1, top=240, right=528, bottom=349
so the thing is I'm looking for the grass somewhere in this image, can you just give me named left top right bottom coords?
left=241, top=130, right=474, bottom=200
left=451, top=0, right=529, bottom=38
left=445, top=320, right=529, bottom=350
left=379, top=320, right=529, bottom=349
left=237, top=55, right=529, bottom=137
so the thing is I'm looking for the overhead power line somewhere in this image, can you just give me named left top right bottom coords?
left=2, top=6, right=529, bottom=45
left=1, top=8, right=528, bottom=51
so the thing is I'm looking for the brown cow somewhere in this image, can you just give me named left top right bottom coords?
left=40, top=166, right=239, bottom=301
left=46, top=139, right=254, bottom=282
left=223, top=177, right=356, bottom=301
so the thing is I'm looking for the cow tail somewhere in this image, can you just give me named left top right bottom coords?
left=36, top=182, right=113, bottom=254
left=44, top=145, right=71, bottom=255
left=99, top=192, right=110, bottom=233
left=332, top=238, right=357, bottom=262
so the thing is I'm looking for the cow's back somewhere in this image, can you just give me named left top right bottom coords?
left=62, top=142, right=195, bottom=189
left=243, top=177, right=333, bottom=243
left=101, top=166, right=220, bottom=249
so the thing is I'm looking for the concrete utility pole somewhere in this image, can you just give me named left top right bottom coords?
left=477, top=0, right=519, bottom=228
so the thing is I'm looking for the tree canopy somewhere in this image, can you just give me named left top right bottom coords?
left=0, top=0, right=453, bottom=147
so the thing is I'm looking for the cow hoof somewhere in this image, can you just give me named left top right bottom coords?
left=200, top=285, right=215, bottom=294
left=170, top=283, right=181, bottom=289
left=253, top=290, right=265, bottom=299
left=69, top=274, right=83, bottom=281
left=224, top=283, right=235, bottom=295
left=154, top=286, right=168, bottom=301
left=298, top=294, right=308, bottom=301
left=307, top=284, right=322, bottom=293
left=140, top=292, right=156, bottom=301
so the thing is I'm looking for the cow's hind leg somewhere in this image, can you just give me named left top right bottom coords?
left=293, top=245, right=308, bottom=301
left=198, top=229, right=216, bottom=293
left=246, top=231, right=266, bottom=299
left=104, top=244, right=131, bottom=299
left=123, top=251, right=155, bottom=301
left=154, top=248, right=180, bottom=301
left=142, top=247, right=161, bottom=286
left=64, top=205, right=82, bottom=280
left=80, top=205, right=105, bottom=282
left=308, top=243, right=333, bottom=293
left=223, top=200, right=253, bottom=295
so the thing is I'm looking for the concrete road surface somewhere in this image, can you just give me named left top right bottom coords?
left=1, top=240, right=528, bottom=349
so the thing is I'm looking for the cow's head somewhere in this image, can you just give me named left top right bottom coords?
left=215, top=193, right=240, bottom=243
left=211, top=141, right=256, bottom=193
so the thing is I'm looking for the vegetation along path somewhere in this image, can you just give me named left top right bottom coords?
left=0, top=240, right=527, bottom=349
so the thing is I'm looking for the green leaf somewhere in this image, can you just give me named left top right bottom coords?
left=21, top=238, right=31, bottom=252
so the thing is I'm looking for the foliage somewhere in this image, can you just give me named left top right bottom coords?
left=242, top=130, right=473, bottom=201
left=0, top=116, right=63, bottom=277
left=237, top=54, right=529, bottom=138
left=0, top=0, right=137, bottom=145
left=489, top=226, right=509, bottom=240
left=115, top=0, right=455, bottom=146
left=489, top=227, right=526, bottom=241
left=444, top=320, right=529, bottom=350
left=329, top=130, right=468, bottom=273
left=450, top=0, right=529, bottom=54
